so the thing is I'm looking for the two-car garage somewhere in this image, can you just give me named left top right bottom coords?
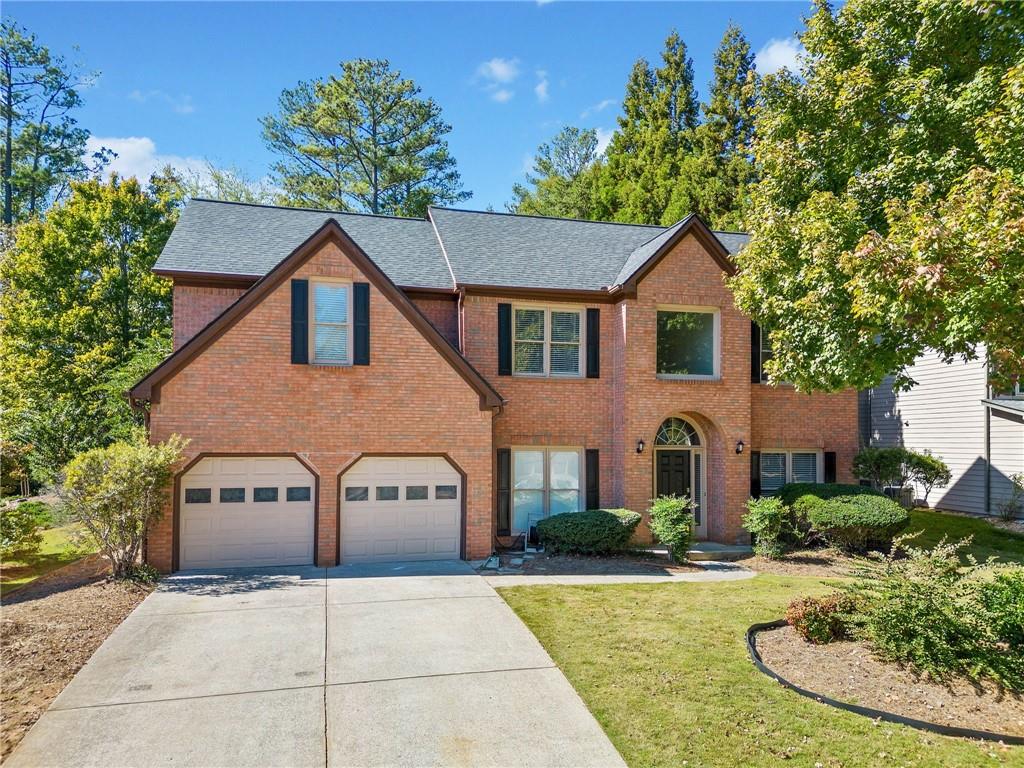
left=177, top=454, right=463, bottom=570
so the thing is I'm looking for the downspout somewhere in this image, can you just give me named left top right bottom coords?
left=457, top=286, right=466, bottom=354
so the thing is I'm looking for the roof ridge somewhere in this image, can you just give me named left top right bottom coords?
left=711, top=228, right=750, bottom=236
left=189, top=197, right=428, bottom=222
left=628, top=215, right=695, bottom=253
left=428, top=205, right=666, bottom=230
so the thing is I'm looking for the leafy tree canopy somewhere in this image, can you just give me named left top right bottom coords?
left=261, top=58, right=469, bottom=217
left=0, top=175, right=176, bottom=479
left=729, top=0, right=1024, bottom=392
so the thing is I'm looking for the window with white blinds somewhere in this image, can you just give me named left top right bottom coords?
left=760, top=450, right=821, bottom=494
left=760, top=453, right=787, bottom=495
left=513, top=306, right=582, bottom=376
left=791, top=452, right=818, bottom=484
left=311, top=281, right=351, bottom=364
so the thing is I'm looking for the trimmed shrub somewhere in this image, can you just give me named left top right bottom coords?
left=742, top=497, right=790, bottom=558
left=803, top=493, right=909, bottom=552
left=846, top=537, right=1024, bottom=690
left=0, top=501, right=50, bottom=558
left=778, top=482, right=881, bottom=507
left=852, top=446, right=912, bottom=490
left=648, top=495, right=694, bottom=562
left=980, top=566, right=1024, bottom=648
left=906, top=451, right=951, bottom=506
left=786, top=592, right=858, bottom=644
left=536, top=509, right=641, bottom=555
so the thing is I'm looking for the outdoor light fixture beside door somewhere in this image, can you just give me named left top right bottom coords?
left=735, top=440, right=745, bottom=454
left=637, top=439, right=645, bottom=454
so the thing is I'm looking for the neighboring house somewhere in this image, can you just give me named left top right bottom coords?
left=862, top=349, right=1024, bottom=516
left=130, top=200, right=858, bottom=572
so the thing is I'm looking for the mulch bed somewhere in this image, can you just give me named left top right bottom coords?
left=1, top=554, right=152, bottom=760
left=756, top=624, right=1024, bottom=737
left=735, top=548, right=862, bottom=578
left=497, top=551, right=701, bottom=575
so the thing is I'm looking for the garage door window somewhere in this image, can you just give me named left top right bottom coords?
left=287, top=486, right=311, bottom=502
left=406, top=485, right=428, bottom=500
left=376, top=486, right=399, bottom=501
left=435, top=484, right=458, bottom=500
left=220, top=487, right=245, bottom=503
left=254, top=487, right=278, bottom=502
left=185, top=488, right=211, bottom=504
left=345, top=486, right=368, bottom=501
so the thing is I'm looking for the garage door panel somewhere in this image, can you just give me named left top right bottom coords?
left=340, top=456, right=462, bottom=564
left=179, top=457, right=315, bottom=570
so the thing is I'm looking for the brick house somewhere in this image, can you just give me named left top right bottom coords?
left=130, top=199, right=858, bottom=572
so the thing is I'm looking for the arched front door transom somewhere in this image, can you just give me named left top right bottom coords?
left=653, top=417, right=707, bottom=538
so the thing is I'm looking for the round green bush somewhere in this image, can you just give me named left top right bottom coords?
left=786, top=592, right=858, bottom=644
left=536, top=509, right=641, bottom=555
left=980, top=566, right=1024, bottom=647
left=802, top=493, right=909, bottom=552
left=648, top=495, right=694, bottom=561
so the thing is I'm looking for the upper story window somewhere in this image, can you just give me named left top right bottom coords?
left=513, top=306, right=582, bottom=377
left=751, top=322, right=774, bottom=383
left=311, top=280, right=351, bottom=365
left=656, top=306, right=720, bottom=380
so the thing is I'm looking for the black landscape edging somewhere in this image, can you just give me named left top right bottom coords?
left=747, top=619, right=1024, bottom=746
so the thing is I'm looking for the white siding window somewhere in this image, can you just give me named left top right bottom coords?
left=760, top=450, right=822, bottom=495
left=513, top=306, right=582, bottom=377
left=511, top=447, right=582, bottom=532
left=311, top=281, right=351, bottom=365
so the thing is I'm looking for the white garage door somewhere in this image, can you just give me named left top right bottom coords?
left=179, top=456, right=315, bottom=570
left=340, top=456, right=462, bottom=563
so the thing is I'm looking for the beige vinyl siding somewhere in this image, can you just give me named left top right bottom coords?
left=869, top=349, right=989, bottom=514
left=991, top=408, right=1024, bottom=515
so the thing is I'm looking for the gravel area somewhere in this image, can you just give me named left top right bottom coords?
left=756, top=624, right=1024, bottom=737
left=1, top=554, right=152, bottom=760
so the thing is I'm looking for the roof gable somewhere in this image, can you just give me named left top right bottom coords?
left=132, top=219, right=504, bottom=410
left=613, top=215, right=736, bottom=290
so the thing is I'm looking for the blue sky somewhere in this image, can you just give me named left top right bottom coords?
left=7, top=1, right=810, bottom=211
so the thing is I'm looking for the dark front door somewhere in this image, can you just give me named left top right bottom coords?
left=656, top=449, right=691, bottom=498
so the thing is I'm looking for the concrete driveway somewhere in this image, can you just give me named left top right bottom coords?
left=7, top=561, right=625, bottom=768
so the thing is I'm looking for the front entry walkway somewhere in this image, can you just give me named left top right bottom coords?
left=7, top=561, right=625, bottom=768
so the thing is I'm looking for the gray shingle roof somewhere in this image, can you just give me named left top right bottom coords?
left=156, top=199, right=748, bottom=292
left=156, top=199, right=453, bottom=289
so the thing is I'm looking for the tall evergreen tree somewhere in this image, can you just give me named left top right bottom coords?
left=665, top=23, right=757, bottom=229
left=509, top=127, right=600, bottom=219
left=261, top=59, right=469, bottom=217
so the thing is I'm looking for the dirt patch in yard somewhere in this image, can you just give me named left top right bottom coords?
left=756, top=624, right=1024, bottom=737
left=1, top=554, right=152, bottom=761
left=735, top=548, right=862, bottom=578
left=497, top=551, right=702, bottom=575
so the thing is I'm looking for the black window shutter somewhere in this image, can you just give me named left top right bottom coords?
left=585, top=448, right=600, bottom=510
left=353, top=282, right=370, bottom=365
left=291, top=279, right=309, bottom=365
left=586, top=308, right=600, bottom=378
left=496, top=448, right=511, bottom=535
left=497, top=303, right=512, bottom=376
left=750, top=451, right=761, bottom=498
left=751, top=322, right=761, bottom=383
left=824, top=451, right=837, bottom=483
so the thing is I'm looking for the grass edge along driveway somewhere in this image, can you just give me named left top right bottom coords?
left=498, top=576, right=1019, bottom=768
left=1, top=524, right=95, bottom=596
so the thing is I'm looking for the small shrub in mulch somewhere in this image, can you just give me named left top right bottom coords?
left=785, top=592, right=857, bottom=644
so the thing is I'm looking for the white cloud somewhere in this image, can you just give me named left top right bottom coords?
left=595, top=128, right=613, bottom=156
left=755, top=37, right=804, bottom=75
left=491, top=89, right=514, bottom=103
left=534, top=70, right=549, bottom=103
left=580, top=98, right=616, bottom=119
left=128, top=89, right=195, bottom=115
left=476, top=57, right=520, bottom=85
left=84, top=136, right=208, bottom=182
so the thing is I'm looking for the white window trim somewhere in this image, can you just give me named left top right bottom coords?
left=512, top=304, right=585, bottom=378
left=309, top=277, right=353, bottom=366
left=760, top=449, right=824, bottom=492
left=655, top=304, right=721, bottom=381
left=510, top=446, right=584, bottom=532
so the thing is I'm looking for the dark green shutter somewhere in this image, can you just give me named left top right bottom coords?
left=750, top=451, right=761, bottom=498
left=497, top=303, right=512, bottom=376
left=751, top=322, right=761, bottom=383
left=586, top=308, right=600, bottom=378
left=291, top=279, right=309, bottom=364
left=824, top=451, right=837, bottom=483
left=353, top=282, right=370, bottom=365
left=497, top=448, right=511, bottom=535
left=585, top=448, right=600, bottom=510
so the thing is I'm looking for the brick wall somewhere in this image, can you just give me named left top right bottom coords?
left=148, top=240, right=494, bottom=571
left=172, top=285, right=246, bottom=349
left=409, top=296, right=460, bottom=348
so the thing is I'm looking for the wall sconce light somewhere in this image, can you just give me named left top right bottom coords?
left=735, top=440, right=745, bottom=455
left=636, top=439, right=645, bottom=454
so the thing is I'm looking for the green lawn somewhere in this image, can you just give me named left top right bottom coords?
left=907, top=509, right=1024, bottom=563
left=1, top=524, right=96, bottom=596
left=499, top=576, right=1021, bottom=768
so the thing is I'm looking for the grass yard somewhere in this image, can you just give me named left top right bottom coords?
left=1, top=525, right=96, bottom=596
left=907, top=509, right=1024, bottom=563
left=499, top=576, right=1022, bottom=768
